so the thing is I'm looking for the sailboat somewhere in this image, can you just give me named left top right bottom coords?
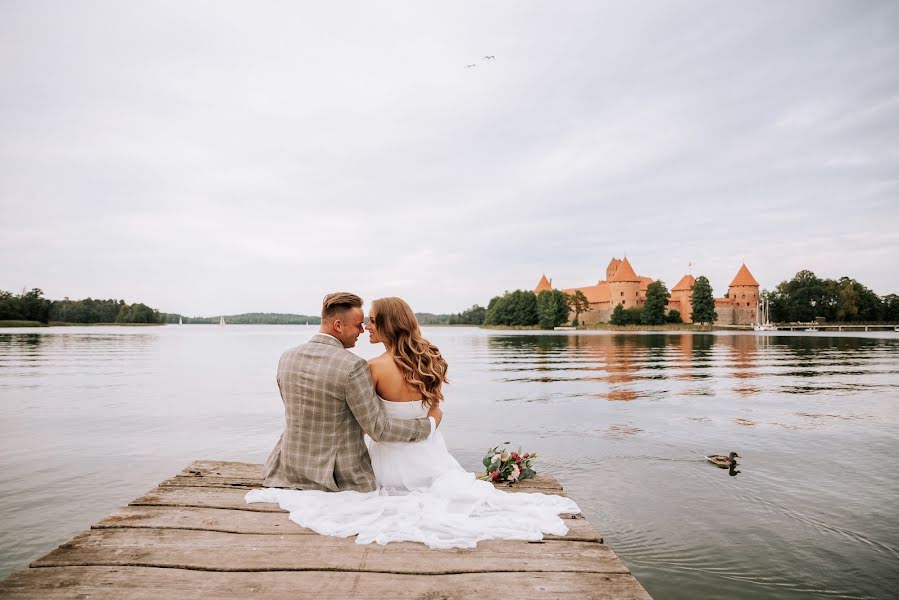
left=219, top=316, right=226, bottom=326
left=178, top=316, right=183, bottom=325
left=753, top=297, right=777, bottom=331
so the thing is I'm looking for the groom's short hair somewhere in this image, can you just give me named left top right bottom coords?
left=321, top=292, right=363, bottom=320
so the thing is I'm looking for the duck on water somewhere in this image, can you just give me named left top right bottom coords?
left=705, top=451, right=740, bottom=468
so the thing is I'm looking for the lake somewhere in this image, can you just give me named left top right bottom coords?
left=1, top=325, right=897, bottom=599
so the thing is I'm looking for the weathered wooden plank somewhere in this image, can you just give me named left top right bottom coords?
left=31, top=528, right=629, bottom=574
left=172, top=460, right=565, bottom=492
left=130, top=486, right=284, bottom=512
left=0, top=566, right=653, bottom=599
left=178, top=460, right=263, bottom=479
left=94, top=505, right=602, bottom=542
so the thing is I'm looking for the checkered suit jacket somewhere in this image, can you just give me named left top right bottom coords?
left=263, top=333, right=431, bottom=492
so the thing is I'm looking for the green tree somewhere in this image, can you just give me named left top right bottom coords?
left=484, top=294, right=508, bottom=326
left=116, top=303, right=161, bottom=324
left=642, top=280, right=670, bottom=325
left=666, top=309, right=683, bottom=324
left=449, top=305, right=486, bottom=325
left=768, top=270, right=837, bottom=322
left=690, top=276, right=717, bottom=325
left=536, top=289, right=569, bottom=329
left=18, top=288, right=51, bottom=323
left=834, top=278, right=859, bottom=322
left=484, top=291, right=538, bottom=326
left=609, top=304, right=643, bottom=325
left=883, top=294, right=899, bottom=322
left=610, top=304, right=626, bottom=326
left=0, top=290, right=24, bottom=320
left=565, top=290, right=590, bottom=326
left=507, top=290, right=539, bottom=326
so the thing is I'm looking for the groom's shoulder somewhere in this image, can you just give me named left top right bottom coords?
left=279, top=339, right=363, bottom=368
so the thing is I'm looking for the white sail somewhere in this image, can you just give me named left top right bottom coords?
left=219, top=316, right=225, bottom=326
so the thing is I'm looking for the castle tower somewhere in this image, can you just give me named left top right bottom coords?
left=608, top=257, right=641, bottom=308
left=605, top=258, right=622, bottom=282
left=728, top=264, right=760, bottom=310
left=534, top=274, right=552, bottom=294
left=671, top=274, right=696, bottom=323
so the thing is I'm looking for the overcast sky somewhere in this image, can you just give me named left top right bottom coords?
left=2, top=1, right=898, bottom=315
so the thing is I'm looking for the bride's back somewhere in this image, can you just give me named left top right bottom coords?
left=369, top=353, right=421, bottom=402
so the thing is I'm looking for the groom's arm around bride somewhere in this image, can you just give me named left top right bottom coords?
left=263, top=292, right=442, bottom=493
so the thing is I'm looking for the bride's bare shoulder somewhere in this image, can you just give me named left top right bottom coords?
left=367, top=353, right=392, bottom=376
left=368, top=352, right=390, bottom=367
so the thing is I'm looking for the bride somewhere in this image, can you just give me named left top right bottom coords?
left=363, top=296, right=466, bottom=491
left=247, top=297, right=579, bottom=549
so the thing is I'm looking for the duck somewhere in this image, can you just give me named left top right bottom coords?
left=705, top=452, right=740, bottom=468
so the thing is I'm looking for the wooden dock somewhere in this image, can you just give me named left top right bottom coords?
left=0, top=460, right=652, bottom=599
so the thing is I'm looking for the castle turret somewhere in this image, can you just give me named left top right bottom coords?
left=727, top=264, right=760, bottom=310
left=608, top=257, right=641, bottom=308
left=670, top=274, right=696, bottom=323
left=534, top=274, right=552, bottom=294
left=605, top=258, right=622, bottom=282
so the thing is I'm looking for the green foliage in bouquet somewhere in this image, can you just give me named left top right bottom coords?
left=481, top=442, right=538, bottom=483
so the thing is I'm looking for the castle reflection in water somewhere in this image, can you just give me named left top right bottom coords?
left=484, top=333, right=883, bottom=402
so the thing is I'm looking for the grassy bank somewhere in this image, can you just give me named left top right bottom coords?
left=0, top=320, right=47, bottom=328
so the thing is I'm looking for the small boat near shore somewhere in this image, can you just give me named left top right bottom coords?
left=753, top=297, right=777, bottom=331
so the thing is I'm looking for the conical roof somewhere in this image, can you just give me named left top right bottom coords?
left=672, top=274, right=696, bottom=292
left=534, top=274, right=552, bottom=293
left=729, top=264, right=759, bottom=287
left=608, top=257, right=640, bottom=282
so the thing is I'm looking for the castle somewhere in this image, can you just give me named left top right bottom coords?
left=534, top=257, right=760, bottom=325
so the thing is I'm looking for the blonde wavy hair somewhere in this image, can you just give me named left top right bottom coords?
left=371, top=297, right=448, bottom=408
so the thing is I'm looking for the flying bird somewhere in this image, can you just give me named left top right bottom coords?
left=465, top=64, right=478, bottom=68
left=483, top=55, right=495, bottom=60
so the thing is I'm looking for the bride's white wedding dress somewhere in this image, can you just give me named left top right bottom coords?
left=246, top=399, right=579, bottom=549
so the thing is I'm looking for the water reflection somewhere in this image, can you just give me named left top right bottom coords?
left=486, top=333, right=899, bottom=403
left=0, top=333, right=44, bottom=351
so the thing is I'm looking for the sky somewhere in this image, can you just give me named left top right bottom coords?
left=2, top=1, right=898, bottom=316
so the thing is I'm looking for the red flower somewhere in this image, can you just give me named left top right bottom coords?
left=511, top=452, right=520, bottom=461
left=523, top=453, right=530, bottom=459
left=490, top=470, right=500, bottom=481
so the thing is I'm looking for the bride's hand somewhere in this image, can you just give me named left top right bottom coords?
left=427, top=402, right=443, bottom=428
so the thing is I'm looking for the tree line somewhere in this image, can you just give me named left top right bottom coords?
left=165, top=313, right=323, bottom=325
left=0, top=289, right=162, bottom=324
left=766, top=270, right=898, bottom=323
left=484, top=289, right=590, bottom=328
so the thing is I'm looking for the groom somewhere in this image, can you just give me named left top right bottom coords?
left=263, top=291, right=442, bottom=492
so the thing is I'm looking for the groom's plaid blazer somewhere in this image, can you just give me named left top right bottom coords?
left=263, top=333, right=431, bottom=492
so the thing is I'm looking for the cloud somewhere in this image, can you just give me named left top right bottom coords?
left=2, top=1, right=898, bottom=313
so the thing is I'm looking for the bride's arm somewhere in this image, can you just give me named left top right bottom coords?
left=346, top=358, right=431, bottom=442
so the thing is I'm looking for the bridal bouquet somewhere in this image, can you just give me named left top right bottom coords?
left=481, top=442, right=537, bottom=483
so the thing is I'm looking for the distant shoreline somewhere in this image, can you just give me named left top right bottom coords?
left=0, top=321, right=164, bottom=328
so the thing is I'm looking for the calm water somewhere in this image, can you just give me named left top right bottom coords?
left=1, top=326, right=897, bottom=598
